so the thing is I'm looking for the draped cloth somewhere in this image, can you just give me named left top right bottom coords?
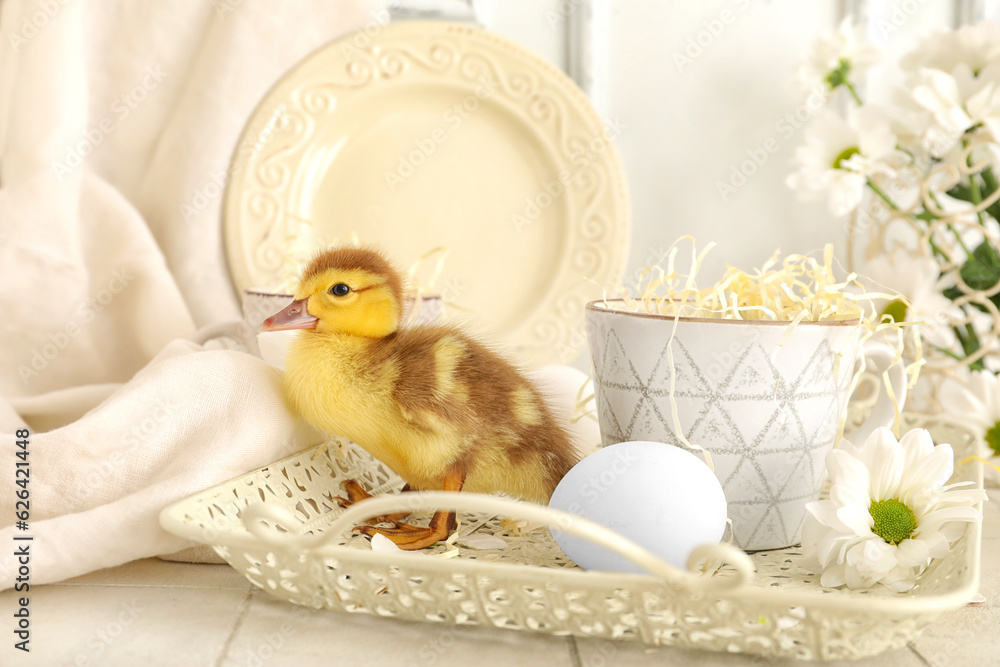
left=0, top=0, right=378, bottom=587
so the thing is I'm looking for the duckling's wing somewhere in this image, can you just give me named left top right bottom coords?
left=385, top=326, right=578, bottom=500
left=385, top=326, right=499, bottom=432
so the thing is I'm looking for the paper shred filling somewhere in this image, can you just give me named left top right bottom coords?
left=601, top=238, right=922, bottom=445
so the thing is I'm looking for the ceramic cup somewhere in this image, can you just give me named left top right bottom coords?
left=585, top=300, right=906, bottom=551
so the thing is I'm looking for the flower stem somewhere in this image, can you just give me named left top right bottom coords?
left=843, top=80, right=863, bottom=106
left=969, top=174, right=986, bottom=226
left=867, top=178, right=948, bottom=260
left=927, top=235, right=947, bottom=261
left=928, top=191, right=973, bottom=255
left=951, top=224, right=972, bottom=256
left=935, top=345, right=964, bottom=362
left=866, top=178, right=899, bottom=211
left=962, top=139, right=987, bottom=226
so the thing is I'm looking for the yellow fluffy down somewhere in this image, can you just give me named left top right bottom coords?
left=277, top=247, right=578, bottom=506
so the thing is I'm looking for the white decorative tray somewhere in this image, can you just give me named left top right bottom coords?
left=159, top=417, right=982, bottom=661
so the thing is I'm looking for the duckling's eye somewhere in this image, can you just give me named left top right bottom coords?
left=330, top=283, right=351, bottom=297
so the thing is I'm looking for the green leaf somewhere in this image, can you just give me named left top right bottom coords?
left=983, top=166, right=998, bottom=195
left=959, top=241, right=1000, bottom=292
left=948, top=182, right=974, bottom=202
left=987, top=201, right=1000, bottom=224
left=953, top=323, right=986, bottom=371
left=982, top=168, right=1000, bottom=222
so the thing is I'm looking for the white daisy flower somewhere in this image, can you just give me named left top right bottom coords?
left=884, top=90, right=935, bottom=149
left=965, top=80, right=1000, bottom=144
left=906, top=68, right=975, bottom=156
left=902, top=65, right=1000, bottom=155
left=861, top=249, right=962, bottom=349
left=796, top=16, right=880, bottom=100
left=899, top=30, right=1000, bottom=155
left=803, top=427, right=986, bottom=592
left=786, top=106, right=899, bottom=216
left=901, top=21, right=1000, bottom=77
left=939, top=371, right=1000, bottom=459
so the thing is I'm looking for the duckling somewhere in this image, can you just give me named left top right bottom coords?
left=261, top=247, right=579, bottom=549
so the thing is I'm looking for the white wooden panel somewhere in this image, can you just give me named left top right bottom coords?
left=473, top=0, right=567, bottom=71
left=606, top=0, right=845, bottom=280
left=983, top=0, right=1000, bottom=21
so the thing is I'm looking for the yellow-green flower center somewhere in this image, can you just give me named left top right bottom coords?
left=869, top=498, right=917, bottom=545
left=880, top=299, right=908, bottom=323
left=986, top=421, right=1000, bottom=456
left=833, top=146, right=861, bottom=169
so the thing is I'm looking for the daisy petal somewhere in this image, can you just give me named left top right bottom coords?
left=918, top=505, right=982, bottom=533
left=806, top=499, right=840, bottom=528
left=919, top=530, right=951, bottom=558
left=831, top=479, right=870, bottom=508
left=845, top=561, right=878, bottom=589
left=895, top=538, right=930, bottom=567
left=821, top=563, right=847, bottom=588
left=939, top=522, right=968, bottom=542
left=838, top=439, right=862, bottom=458
left=827, top=448, right=870, bottom=489
left=819, top=531, right=862, bottom=567
left=900, top=428, right=935, bottom=467
left=916, top=443, right=955, bottom=489
left=837, top=504, right=874, bottom=535
left=859, top=538, right=898, bottom=573
left=881, top=565, right=917, bottom=592
left=857, top=427, right=893, bottom=462
left=864, top=429, right=905, bottom=499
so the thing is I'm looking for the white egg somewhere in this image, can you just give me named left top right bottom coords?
left=549, top=441, right=728, bottom=574
left=528, top=365, right=602, bottom=458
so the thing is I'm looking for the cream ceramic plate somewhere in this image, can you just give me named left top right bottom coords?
left=223, top=21, right=629, bottom=367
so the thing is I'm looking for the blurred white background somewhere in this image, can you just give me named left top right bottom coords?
left=385, top=0, right=998, bottom=279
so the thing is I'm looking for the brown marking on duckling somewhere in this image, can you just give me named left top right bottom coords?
left=302, top=245, right=405, bottom=311
left=271, top=246, right=580, bottom=549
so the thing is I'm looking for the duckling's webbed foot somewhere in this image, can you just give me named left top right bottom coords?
left=334, top=479, right=411, bottom=525
left=354, top=509, right=458, bottom=550
left=353, top=468, right=465, bottom=550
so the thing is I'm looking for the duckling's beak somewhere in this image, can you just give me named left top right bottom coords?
left=261, top=298, right=318, bottom=331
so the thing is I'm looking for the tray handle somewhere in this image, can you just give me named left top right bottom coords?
left=241, top=491, right=754, bottom=591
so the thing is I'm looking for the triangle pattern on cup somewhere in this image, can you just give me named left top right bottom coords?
left=649, top=338, right=712, bottom=398
left=796, top=393, right=841, bottom=449
left=685, top=401, right=747, bottom=454
left=597, top=330, right=637, bottom=389
left=746, top=504, right=790, bottom=550
left=776, top=498, right=814, bottom=545
left=625, top=397, right=680, bottom=444
left=722, top=343, right=783, bottom=398
left=792, top=338, right=838, bottom=394
left=770, top=448, right=816, bottom=501
left=729, top=363, right=770, bottom=394
left=749, top=403, right=805, bottom=451
left=722, top=455, right=772, bottom=501
left=598, top=397, right=627, bottom=445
